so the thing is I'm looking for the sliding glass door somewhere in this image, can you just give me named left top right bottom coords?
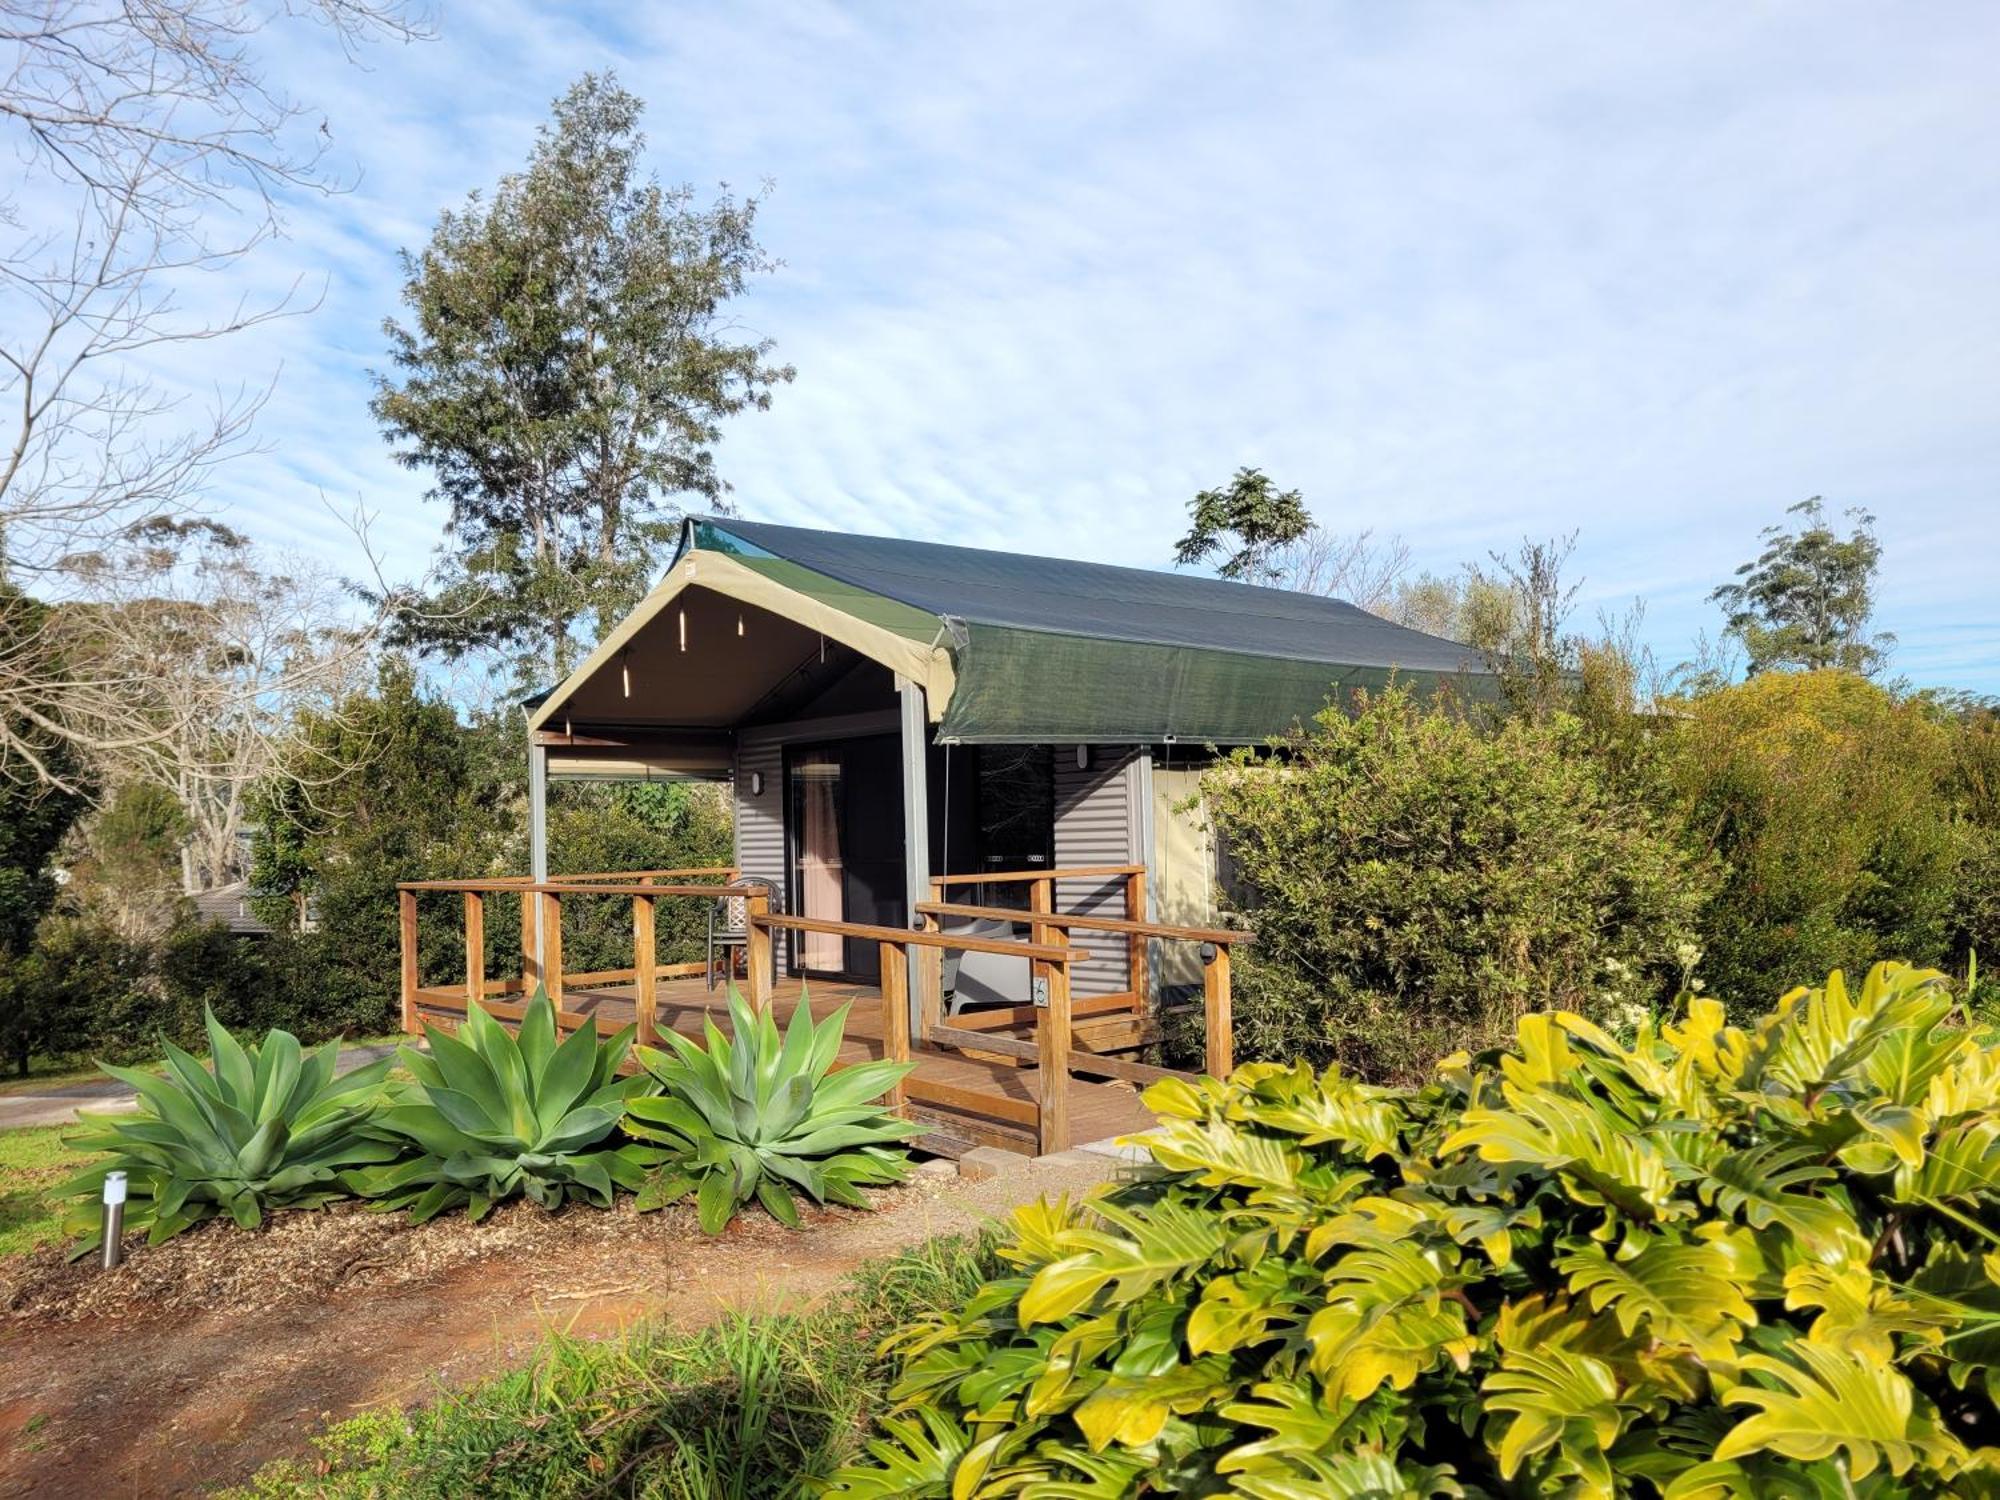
left=785, top=734, right=905, bottom=981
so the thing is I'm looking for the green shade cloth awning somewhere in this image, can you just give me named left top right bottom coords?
left=680, top=518, right=1493, bottom=744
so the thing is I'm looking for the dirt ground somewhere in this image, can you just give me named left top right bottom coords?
left=0, top=1150, right=1125, bottom=1499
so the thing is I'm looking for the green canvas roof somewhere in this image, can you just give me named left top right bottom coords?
left=677, top=517, right=1492, bottom=745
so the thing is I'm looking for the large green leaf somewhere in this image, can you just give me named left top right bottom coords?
left=1558, top=1235, right=1754, bottom=1362
left=1714, top=1344, right=1966, bottom=1479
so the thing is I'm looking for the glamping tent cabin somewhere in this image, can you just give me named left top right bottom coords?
left=401, top=516, right=1490, bottom=1154
left=526, top=516, right=1486, bottom=984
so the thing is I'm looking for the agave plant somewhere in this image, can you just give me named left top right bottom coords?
left=827, top=962, right=2000, bottom=1497
left=350, top=991, right=655, bottom=1221
left=624, top=985, right=922, bottom=1233
left=59, top=1011, right=398, bottom=1256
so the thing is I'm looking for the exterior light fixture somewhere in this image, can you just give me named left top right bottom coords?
left=101, top=1170, right=128, bottom=1270
left=1076, top=745, right=1090, bottom=771
left=620, top=650, right=631, bottom=698
left=750, top=770, right=764, bottom=796
left=678, top=609, right=687, bottom=652
left=737, top=613, right=744, bottom=637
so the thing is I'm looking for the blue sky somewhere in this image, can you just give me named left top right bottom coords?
left=146, top=1, right=2000, bottom=690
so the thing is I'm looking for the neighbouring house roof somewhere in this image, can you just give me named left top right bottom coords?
left=531, top=515, right=1494, bottom=747
left=189, top=881, right=272, bottom=937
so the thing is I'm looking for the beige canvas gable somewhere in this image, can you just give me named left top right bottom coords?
left=528, top=547, right=957, bottom=733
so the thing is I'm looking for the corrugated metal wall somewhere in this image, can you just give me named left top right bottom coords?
left=1053, top=747, right=1139, bottom=996
left=733, top=738, right=788, bottom=968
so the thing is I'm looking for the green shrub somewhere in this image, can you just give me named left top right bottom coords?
left=59, top=1011, right=397, bottom=1253
left=829, top=962, right=2000, bottom=1496
left=625, top=987, right=921, bottom=1232
left=1204, top=686, right=1712, bottom=1081
left=351, top=991, right=654, bottom=1221
left=1665, top=670, right=1967, bottom=1015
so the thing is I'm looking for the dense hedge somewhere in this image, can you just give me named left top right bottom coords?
left=1204, top=687, right=1712, bottom=1081
left=1206, top=673, right=2000, bottom=1078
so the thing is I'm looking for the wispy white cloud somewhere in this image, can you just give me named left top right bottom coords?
left=93, top=0, right=2000, bottom=688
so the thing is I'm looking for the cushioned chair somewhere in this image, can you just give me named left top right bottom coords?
left=940, top=916, right=1031, bottom=1014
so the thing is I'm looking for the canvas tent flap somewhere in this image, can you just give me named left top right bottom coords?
left=697, top=518, right=1484, bottom=674
left=530, top=516, right=1493, bottom=747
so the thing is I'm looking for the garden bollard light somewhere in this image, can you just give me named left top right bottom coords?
left=100, top=1170, right=127, bottom=1271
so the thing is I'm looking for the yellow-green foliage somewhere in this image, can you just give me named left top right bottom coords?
left=828, top=963, right=2000, bottom=1497
left=1665, top=671, right=1969, bottom=1013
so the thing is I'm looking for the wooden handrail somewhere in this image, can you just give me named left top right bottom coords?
left=399, top=879, right=762, bottom=898
left=400, top=867, right=738, bottom=887
left=929, top=863, right=1142, bottom=887
left=915, top=900, right=1251, bottom=947
left=748, top=911, right=1085, bottom=965
left=549, top=866, right=737, bottom=883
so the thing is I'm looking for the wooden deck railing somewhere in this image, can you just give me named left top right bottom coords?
left=397, top=863, right=1244, bottom=1156
left=928, top=863, right=1148, bottom=1002
left=916, top=899, right=1248, bottom=1079
left=396, top=869, right=755, bottom=1043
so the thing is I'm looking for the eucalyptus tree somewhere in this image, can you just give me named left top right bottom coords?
left=1711, top=496, right=1893, bottom=676
left=372, top=72, right=793, bottom=684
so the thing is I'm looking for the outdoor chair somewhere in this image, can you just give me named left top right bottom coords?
left=707, top=881, right=777, bottom=991
left=940, top=916, right=1031, bottom=1014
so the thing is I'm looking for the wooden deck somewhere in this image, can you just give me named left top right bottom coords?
left=411, top=971, right=1160, bottom=1156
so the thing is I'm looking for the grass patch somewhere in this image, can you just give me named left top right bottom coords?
left=0, top=1059, right=122, bottom=1096
left=229, top=1232, right=999, bottom=1499
left=0, top=1126, right=99, bottom=1259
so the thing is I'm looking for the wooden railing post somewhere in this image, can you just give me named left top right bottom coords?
left=916, top=912, right=944, bottom=1040
left=463, top=891, right=485, bottom=1009
left=1035, top=946, right=1072, bottom=1154
left=1124, top=868, right=1148, bottom=1008
left=540, top=889, right=564, bottom=1004
left=877, top=939, right=910, bottom=1113
left=1203, top=941, right=1233, bottom=1078
left=745, top=888, right=773, bottom=1014
left=520, top=889, right=540, bottom=991
left=398, top=888, right=419, bottom=1033
left=633, top=892, right=657, bottom=1045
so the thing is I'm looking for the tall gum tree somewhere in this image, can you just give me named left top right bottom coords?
left=371, top=72, right=794, bottom=686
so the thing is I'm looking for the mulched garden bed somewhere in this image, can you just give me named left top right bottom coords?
left=0, top=1191, right=896, bottom=1324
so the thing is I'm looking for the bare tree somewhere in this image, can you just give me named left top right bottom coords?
left=0, top=0, right=430, bottom=782
left=1270, top=526, right=1414, bottom=613
left=38, top=515, right=380, bottom=884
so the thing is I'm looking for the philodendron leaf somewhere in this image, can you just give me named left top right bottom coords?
left=1714, top=1344, right=1966, bottom=1479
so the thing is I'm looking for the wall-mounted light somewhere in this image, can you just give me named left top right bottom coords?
left=737, top=613, right=745, bottom=637
left=750, top=770, right=764, bottom=796
left=620, top=649, right=631, bottom=698
left=1075, top=745, right=1091, bottom=771
left=678, top=608, right=687, bottom=652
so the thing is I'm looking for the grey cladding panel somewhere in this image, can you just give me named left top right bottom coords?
left=733, top=739, right=787, bottom=967
left=1053, top=748, right=1137, bottom=996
